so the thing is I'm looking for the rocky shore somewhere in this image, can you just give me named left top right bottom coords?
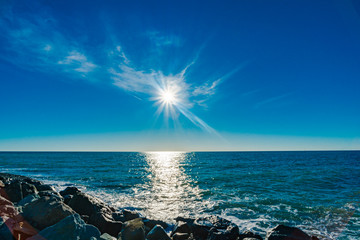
left=0, top=172, right=320, bottom=240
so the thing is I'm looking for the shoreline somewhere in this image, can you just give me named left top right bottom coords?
left=0, top=172, right=321, bottom=240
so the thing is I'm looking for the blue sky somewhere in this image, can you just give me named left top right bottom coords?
left=1, top=0, right=360, bottom=151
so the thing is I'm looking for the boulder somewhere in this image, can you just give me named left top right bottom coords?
left=143, top=218, right=169, bottom=234
left=266, top=225, right=311, bottom=240
left=35, top=184, right=56, bottom=192
left=22, top=196, right=74, bottom=230
left=27, top=213, right=101, bottom=240
left=239, top=231, right=263, bottom=240
left=192, top=216, right=237, bottom=240
left=0, top=204, right=18, bottom=218
left=89, top=211, right=122, bottom=236
left=17, top=193, right=40, bottom=207
left=119, top=218, right=145, bottom=240
left=171, top=221, right=191, bottom=236
left=123, top=209, right=141, bottom=221
left=172, top=232, right=190, bottom=240
left=146, top=225, right=170, bottom=240
left=38, top=190, right=63, bottom=201
left=1, top=180, right=38, bottom=203
left=67, top=192, right=122, bottom=236
left=60, top=186, right=81, bottom=196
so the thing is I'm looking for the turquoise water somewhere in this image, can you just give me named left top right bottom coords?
left=0, top=151, right=359, bottom=239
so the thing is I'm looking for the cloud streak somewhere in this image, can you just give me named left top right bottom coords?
left=0, top=1, right=229, bottom=134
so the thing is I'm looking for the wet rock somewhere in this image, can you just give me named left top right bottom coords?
left=146, top=225, right=170, bottom=240
left=171, top=221, right=191, bottom=236
left=192, top=216, right=237, bottom=240
left=266, top=225, right=311, bottom=240
left=143, top=218, right=169, bottom=234
left=239, top=231, right=263, bottom=240
left=119, top=218, right=145, bottom=240
left=63, top=194, right=73, bottom=204
left=22, top=196, right=74, bottom=230
left=101, top=232, right=117, bottom=240
left=172, top=232, right=190, bottom=240
left=60, top=186, right=81, bottom=196
left=27, top=213, right=101, bottom=240
left=0, top=180, right=38, bottom=203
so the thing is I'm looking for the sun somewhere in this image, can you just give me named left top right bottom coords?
left=161, top=90, right=176, bottom=104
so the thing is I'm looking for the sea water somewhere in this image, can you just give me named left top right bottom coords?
left=0, top=151, right=359, bottom=239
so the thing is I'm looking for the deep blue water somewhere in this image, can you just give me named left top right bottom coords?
left=0, top=151, right=359, bottom=239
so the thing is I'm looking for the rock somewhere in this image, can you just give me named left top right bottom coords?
left=171, top=221, right=191, bottom=236
left=239, top=231, right=263, bottom=240
left=89, top=211, right=122, bottom=236
left=67, top=192, right=111, bottom=217
left=17, top=193, right=40, bottom=207
left=0, top=218, right=14, bottom=240
left=22, top=196, right=74, bottom=230
left=101, top=233, right=117, bottom=240
left=27, top=213, right=101, bottom=240
left=0, top=204, right=18, bottom=218
left=192, top=216, right=236, bottom=240
left=63, top=194, right=73, bottom=204
left=143, top=218, right=169, bottom=234
left=172, top=232, right=190, bottom=240
left=67, top=192, right=122, bottom=236
left=266, top=225, right=311, bottom=240
left=0, top=180, right=5, bottom=188
left=146, top=225, right=170, bottom=240
left=35, top=184, right=56, bottom=192
left=207, top=225, right=239, bottom=240
left=119, top=218, right=145, bottom=240
left=0, top=195, right=13, bottom=206
left=38, top=190, right=63, bottom=201
left=123, top=209, right=141, bottom=221
left=60, top=186, right=81, bottom=196
left=1, top=180, right=38, bottom=203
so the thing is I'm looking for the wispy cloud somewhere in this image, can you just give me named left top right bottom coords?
left=0, top=1, right=232, bottom=134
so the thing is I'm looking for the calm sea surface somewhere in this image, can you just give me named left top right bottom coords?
left=0, top=151, right=359, bottom=239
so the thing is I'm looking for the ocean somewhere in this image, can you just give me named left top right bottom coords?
left=0, top=151, right=359, bottom=239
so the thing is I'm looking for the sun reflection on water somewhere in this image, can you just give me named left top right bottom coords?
left=136, top=152, right=209, bottom=222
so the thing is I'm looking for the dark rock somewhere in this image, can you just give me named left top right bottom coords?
left=171, top=221, right=191, bottom=236
left=119, top=218, right=145, bottom=240
left=172, top=232, right=190, bottom=240
left=27, top=213, right=101, bottom=240
left=239, top=231, right=263, bottom=240
left=123, top=209, right=141, bottom=221
left=60, top=186, right=81, bottom=196
left=89, top=211, right=122, bottom=236
left=266, top=225, right=311, bottom=240
left=63, top=194, right=73, bottom=204
left=143, top=218, right=169, bottom=234
left=22, top=196, right=74, bottom=230
left=35, top=184, right=56, bottom=192
left=146, top=225, right=170, bottom=240
left=1, top=180, right=38, bottom=203
left=192, top=216, right=236, bottom=240
left=0, top=218, right=15, bottom=240
left=67, top=192, right=122, bottom=236
left=207, top=225, right=239, bottom=240
left=38, top=190, right=63, bottom=201
left=243, top=238, right=262, bottom=240
left=67, top=192, right=111, bottom=217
